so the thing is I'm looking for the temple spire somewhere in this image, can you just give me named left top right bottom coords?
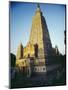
left=36, top=3, right=41, bottom=13
left=37, top=3, right=40, bottom=9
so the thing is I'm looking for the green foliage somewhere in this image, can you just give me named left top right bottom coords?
left=10, top=53, right=16, bottom=67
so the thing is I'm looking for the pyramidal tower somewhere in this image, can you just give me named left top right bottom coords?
left=29, top=4, right=52, bottom=59
left=16, top=4, right=53, bottom=74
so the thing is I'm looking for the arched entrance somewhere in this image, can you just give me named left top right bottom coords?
left=34, top=44, right=38, bottom=58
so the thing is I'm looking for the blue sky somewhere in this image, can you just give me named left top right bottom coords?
left=10, top=2, right=65, bottom=55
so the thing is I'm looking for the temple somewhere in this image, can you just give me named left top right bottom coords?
left=16, top=4, right=59, bottom=77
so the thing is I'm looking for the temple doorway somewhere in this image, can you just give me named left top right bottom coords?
left=34, top=44, right=38, bottom=58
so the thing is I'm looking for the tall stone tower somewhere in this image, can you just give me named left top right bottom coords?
left=16, top=43, right=23, bottom=60
left=16, top=4, right=53, bottom=74
left=30, top=4, right=52, bottom=59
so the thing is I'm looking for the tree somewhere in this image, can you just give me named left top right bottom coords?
left=10, top=53, right=16, bottom=67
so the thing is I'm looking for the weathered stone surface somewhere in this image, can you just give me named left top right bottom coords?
left=16, top=43, right=23, bottom=60
left=23, top=42, right=35, bottom=58
left=29, top=4, right=52, bottom=59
